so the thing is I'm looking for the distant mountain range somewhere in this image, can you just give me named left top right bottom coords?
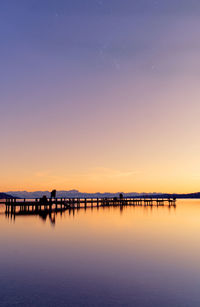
left=2, top=190, right=200, bottom=199
left=0, top=193, right=14, bottom=199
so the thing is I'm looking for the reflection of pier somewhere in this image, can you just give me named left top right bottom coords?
left=2, top=197, right=176, bottom=225
left=3, top=197, right=176, bottom=216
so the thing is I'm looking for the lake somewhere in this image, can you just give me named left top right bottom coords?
left=0, top=200, right=200, bottom=306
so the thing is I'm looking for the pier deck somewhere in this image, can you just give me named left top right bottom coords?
left=1, top=197, right=176, bottom=215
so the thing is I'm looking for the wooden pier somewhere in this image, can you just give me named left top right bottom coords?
left=1, top=196, right=176, bottom=216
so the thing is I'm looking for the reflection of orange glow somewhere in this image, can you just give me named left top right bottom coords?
left=1, top=199, right=200, bottom=273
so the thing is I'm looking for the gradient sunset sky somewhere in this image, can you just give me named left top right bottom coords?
left=1, top=0, right=200, bottom=193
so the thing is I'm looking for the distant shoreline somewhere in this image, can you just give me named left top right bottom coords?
left=1, top=191, right=200, bottom=200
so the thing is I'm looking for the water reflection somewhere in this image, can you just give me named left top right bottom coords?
left=3, top=203, right=176, bottom=226
left=1, top=200, right=200, bottom=307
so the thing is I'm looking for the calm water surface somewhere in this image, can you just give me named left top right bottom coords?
left=1, top=200, right=200, bottom=306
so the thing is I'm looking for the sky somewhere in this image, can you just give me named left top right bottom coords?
left=1, top=0, right=200, bottom=193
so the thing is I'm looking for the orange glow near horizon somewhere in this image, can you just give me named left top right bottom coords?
left=1, top=78, right=200, bottom=193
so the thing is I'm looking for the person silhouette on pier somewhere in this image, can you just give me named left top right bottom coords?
left=51, top=190, right=56, bottom=199
left=40, top=195, right=48, bottom=205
